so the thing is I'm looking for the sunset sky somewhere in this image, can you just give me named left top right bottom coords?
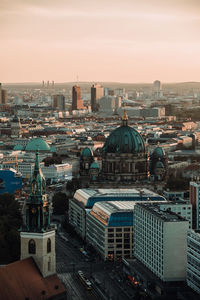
left=1, top=0, right=200, bottom=83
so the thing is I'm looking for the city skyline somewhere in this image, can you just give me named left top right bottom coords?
left=1, top=0, right=200, bottom=83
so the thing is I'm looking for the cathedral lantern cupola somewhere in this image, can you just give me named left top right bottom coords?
left=121, top=109, right=128, bottom=126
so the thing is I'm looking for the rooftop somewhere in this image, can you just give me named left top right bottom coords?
left=0, top=257, right=66, bottom=300
left=136, top=203, right=188, bottom=222
left=74, top=188, right=166, bottom=208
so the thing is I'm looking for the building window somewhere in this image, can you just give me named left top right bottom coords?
left=48, top=259, right=51, bottom=271
left=47, top=238, right=51, bottom=253
left=28, top=239, right=36, bottom=254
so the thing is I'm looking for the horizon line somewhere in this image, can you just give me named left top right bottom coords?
left=2, top=80, right=200, bottom=85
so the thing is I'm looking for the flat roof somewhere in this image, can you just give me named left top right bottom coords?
left=74, top=188, right=166, bottom=208
left=135, top=203, right=188, bottom=222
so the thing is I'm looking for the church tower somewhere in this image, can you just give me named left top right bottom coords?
left=11, top=113, right=22, bottom=137
left=20, top=152, right=56, bottom=277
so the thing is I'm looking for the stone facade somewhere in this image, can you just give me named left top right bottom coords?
left=21, top=231, right=56, bottom=278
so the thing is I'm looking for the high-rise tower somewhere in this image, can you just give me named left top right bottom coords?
left=0, top=83, right=2, bottom=104
left=20, top=152, right=56, bottom=278
left=72, top=85, right=84, bottom=110
left=53, top=94, right=65, bottom=111
left=153, top=80, right=162, bottom=99
left=91, top=84, right=104, bottom=112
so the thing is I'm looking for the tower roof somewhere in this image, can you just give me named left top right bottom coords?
left=152, top=146, right=165, bottom=158
left=30, top=152, right=46, bottom=197
left=81, top=147, right=93, bottom=157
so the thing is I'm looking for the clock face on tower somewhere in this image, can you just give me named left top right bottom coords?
left=31, top=207, right=37, bottom=214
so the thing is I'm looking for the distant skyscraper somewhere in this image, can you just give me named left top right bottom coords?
left=1, top=89, right=7, bottom=104
left=91, top=84, right=104, bottom=112
left=153, top=80, right=162, bottom=99
left=0, top=83, right=2, bottom=104
left=72, top=85, right=84, bottom=110
left=53, top=95, right=65, bottom=111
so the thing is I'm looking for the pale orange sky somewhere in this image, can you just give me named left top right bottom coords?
left=1, top=0, right=200, bottom=83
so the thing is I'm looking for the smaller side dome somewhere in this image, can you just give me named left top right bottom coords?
left=152, top=147, right=165, bottom=158
left=13, top=144, right=24, bottom=151
left=81, top=147, right=93, bottom=157
left=12, top=115, right=20, bottom=123
left=50, top=146, right=56, bottom=153
left=90, top=162, right=99, bottom=169
left=155, top=161, right=164, bottom=168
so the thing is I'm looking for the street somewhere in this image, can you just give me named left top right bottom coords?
left=56, top=232, right=137, bottom=300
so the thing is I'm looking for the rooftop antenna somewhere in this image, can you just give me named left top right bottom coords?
left=76, top=75, right=79, bottom=85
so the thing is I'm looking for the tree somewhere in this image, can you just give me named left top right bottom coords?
left=0, top=193, right=22, bottom=263
left=66, top=178, right=81, bottom=194
left=52, top=192, right=69, bottom=215
left=165, top=174, right=189, bottom=191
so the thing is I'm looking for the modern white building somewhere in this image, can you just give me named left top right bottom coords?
left=134, top=203, right=189, bottom=282
left=187, top=229, right=200, bottom=294
left=18, top=161, right=72, bottom=180
left=42, top=163, right=72, bottom=181
left=190, top=181, right=200, bottom=230
left=163, top=190, right=185, bottom=202
left=159, top=202, right=192, bottom=229
left=18, top=161, right=36, bottom=179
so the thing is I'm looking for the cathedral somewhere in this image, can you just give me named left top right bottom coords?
left=79, top=111, right=167, bottom=186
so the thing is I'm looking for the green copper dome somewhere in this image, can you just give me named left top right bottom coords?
left=103, top=125, right=145, bottom=154
left=13, top=144, right=24, bottom=151
left=90, top=162, right=99, bottom=169
left=152, top=147, right=165, bottom=158
left=25, top=138, right=51, bottom=152
left=81, top=147, right=93, bottom=157
left=155, top=161, right=164, bottom=168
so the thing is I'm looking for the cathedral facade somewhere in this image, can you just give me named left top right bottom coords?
left=78, top=111, right=167, bottom=186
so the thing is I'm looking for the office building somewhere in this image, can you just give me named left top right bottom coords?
left=187, top=229, right=200, bottom=294
left=190, top=181, right=200, bottom=229
left=91, top=83, right=104, bottom=112
left=1, top=89, right=7, bottom=104
left=159, top=202, right=192, bottom=228
left=134, top=203, right=189, bottom=282
left=99, top=96, right=121, bottom=112
left=72, top=85, right=84, bottom=110
left=0, top=83, right=2, bottom=104
left=69, top=188, right=166, bottom=239
left=86, top=201, right=134, bottom=261
left=52, top=95, right=65, bottom=111
left=153, top=80, right=162, bottom=99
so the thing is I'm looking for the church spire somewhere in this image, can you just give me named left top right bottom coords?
left=20, top=151, right=56, bottom=278
left=30, top=152, right=46, bottom=196
left=24, top=152, right=50, bottom=232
